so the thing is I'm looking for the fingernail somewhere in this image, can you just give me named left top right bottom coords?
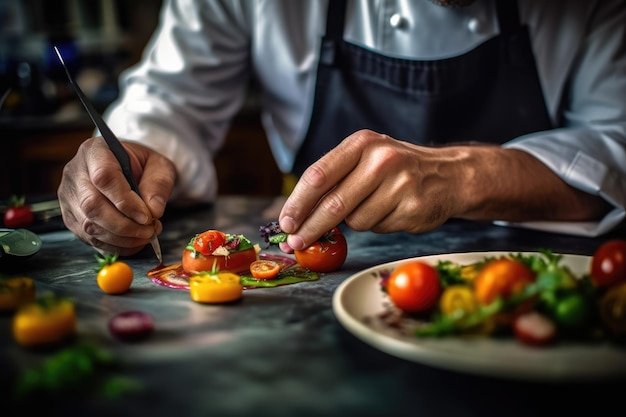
left=287, top=234, right=305, bottom=251
left=132, top=212, right=148, bottom=225
left=280, top=216, right=296, bottom=234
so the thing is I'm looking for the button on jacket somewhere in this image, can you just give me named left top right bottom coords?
left=104, top=0, right=626, bottom=236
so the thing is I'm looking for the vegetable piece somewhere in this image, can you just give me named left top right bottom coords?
left=192, top=230, right=227, bottom=256
left=473, top=258, right=535, bottom=305
left=182, top=232, right=259, bottom=274
left=551, top=291, right=591, bottom=330
left=293, top=227, right=348, bottom=273
left=189, top=271, right=243, bottom=303
left=438, top=285, right=478, bottom=316
left=387, top=261, right=441, bottom=313
left=96, top=253, right=134, bottom=295
left=260, top=222, right=348, bottom=273
left=249, top=260, right=281, bottom=280
left=0, top=276, right=36, bottom=311
left=108, top=311, right=154, bottom=342
left=590, top=239, right=626, bottom=288
left=512, top=311, right=557, bottom=347
left=12, top=295, right=76, bottom=348
left=3, top=195, right=34, bottom=228
left=599, top=282, right=626, bottom=337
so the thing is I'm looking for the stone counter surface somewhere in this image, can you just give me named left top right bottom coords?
left=1, top=197, right=624, bottom=417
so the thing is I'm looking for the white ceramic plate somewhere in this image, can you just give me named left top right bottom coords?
left=333, top=251, right=626, bottom=382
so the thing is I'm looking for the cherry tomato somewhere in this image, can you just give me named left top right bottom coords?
left=12, top=295, right=76, bottom=348
left=0, top=276, right=36, bottom=311
left=3, top=195, right=34, bottom=228
left=96, top=254, right=134, bottom=295
left=387, top=261, right=441, bottom=313
left=294, top=227, right=348, bottom=273
left=439, top=285, right=477, bottom=316
left=249, top=260, right=281, bottom=279
left=473, top=258, right=535, bottom=305
left=590, top=239, right=626, bottom=288
left=192, top=230, right=227, bottom=256
left=599, top=282, right=626, bottom=336
left=189, top=272, right=243, bottom=303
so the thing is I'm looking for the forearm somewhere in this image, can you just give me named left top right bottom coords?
left=455, top=146, right=612, bottom=222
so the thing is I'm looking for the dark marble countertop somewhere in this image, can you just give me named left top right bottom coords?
left=1, top=196, right=624, bottom=417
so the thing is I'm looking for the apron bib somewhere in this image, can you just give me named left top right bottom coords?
left=292, top=0, right=552, bottom=175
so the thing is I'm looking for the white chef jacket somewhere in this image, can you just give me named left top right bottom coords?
left=104, top=0, right=626, bottom=237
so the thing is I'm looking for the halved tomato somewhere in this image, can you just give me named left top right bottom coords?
left=249, top=260, right=281, bottom=280
left=182, top=248, right=258, bottom=275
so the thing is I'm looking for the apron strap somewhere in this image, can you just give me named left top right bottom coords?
left=321, top=0, right=347, bottom=66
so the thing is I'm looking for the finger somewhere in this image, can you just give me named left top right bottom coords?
left=87, top=137, right=154, bottom=226
left=279, top=130, right=376, bottom=235
left=129, top=144, right=176, bottom=221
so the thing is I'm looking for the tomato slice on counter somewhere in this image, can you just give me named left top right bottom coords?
left=189, top=272, right=243, bottom=304
left=249, top=260, right=281, bottom=280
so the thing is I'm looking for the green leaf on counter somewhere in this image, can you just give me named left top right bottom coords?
left=240, top=266, right=319, bottom=288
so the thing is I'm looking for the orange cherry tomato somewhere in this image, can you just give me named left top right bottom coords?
left=473, top=258, right=535, bottom=305
left=189, top=272, right=243, bottom=304
left=0, top=276, right=36, bottom=311
left=294, top=227, right=348, bottom=273
left=590, top=239, right=626, bottom=288
left=387, top=261, right=441, bottom=313
left=192, top=230, right=227, bottom=256
left=13, top=296, right=76, bottom=348
left=96, top=254, right=134, bottom=295
left=250, top=260, right=281, bottom=279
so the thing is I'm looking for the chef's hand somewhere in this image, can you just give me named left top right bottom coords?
left=278, top=129, right=611, bottom=251
left=58, top=137, right=176, bottom=256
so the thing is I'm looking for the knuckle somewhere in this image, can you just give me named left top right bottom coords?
left=319, top=191, right=347, bottom=217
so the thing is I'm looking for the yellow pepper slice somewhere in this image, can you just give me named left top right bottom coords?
left=189, top=272, right=243, bottom=304
left=439, top=285, right=478, bottom=316
left=599, top=282, right=626, bottom=337
left=0, top=276, right=36, bottom=311
left=13, top=296, right=76, bottom=348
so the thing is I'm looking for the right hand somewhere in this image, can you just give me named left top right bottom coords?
left=57, top=137, right=176, bottom=256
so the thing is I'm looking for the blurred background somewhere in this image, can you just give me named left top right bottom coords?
left=0, top=0, right=281, bottom=205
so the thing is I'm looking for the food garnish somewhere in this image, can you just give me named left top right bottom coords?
left=260, top=221, right=348, bottom=272
left=96, top=253, right=134, bottom=295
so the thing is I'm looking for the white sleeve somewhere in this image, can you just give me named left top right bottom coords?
left=502, top=2, right=626, bottom=237
left=103, top=0, right=252, bottom=204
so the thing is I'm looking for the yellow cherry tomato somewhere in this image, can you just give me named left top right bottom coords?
left=189, top=272, right=243, bottom=304
left=13, top=295, right=76, bottom=348
left=439, top=285, right=478, bottom=316
left=0, top=276, right=36, bottom=311
left=96, top=254, right=134, bottom=295
left=599, top=282, right=626, bottom=337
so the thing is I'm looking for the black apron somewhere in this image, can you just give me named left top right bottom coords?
left=291, top=0, right=552, bottom=175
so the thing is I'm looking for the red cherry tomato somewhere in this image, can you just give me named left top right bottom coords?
left=250, top=260, right=281, bottom=279
left=4, top=197, right=34, bottom=229
left=590, top=239, right=626, bottom=288
left=386, top=261, right=441, bottom=313
left=193, top=230, right=227, bottom=256
left=294, top=227, right=348, bottom=273
left=473, top=258, right=535, bottom=305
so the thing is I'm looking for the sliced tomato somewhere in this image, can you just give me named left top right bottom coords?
left=249, top=260, right=281, bottom=280
left=182, top=247, right=258, bottom=274
left=192, top=230, right=227, bottom=256
left=387, top=261, right=441, bottom=313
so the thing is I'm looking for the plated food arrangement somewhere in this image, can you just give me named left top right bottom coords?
left=333, top=239, right=626, bottom=381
